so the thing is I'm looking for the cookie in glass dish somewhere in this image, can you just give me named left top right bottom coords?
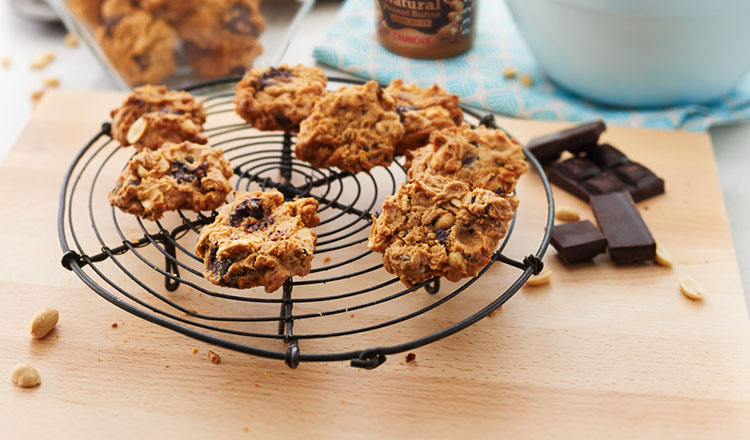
left=195, top=190, right=320, bottom=292
left=406, top=124, right=528, bottom=196
left=368, top=175, right=517, bottom=287
left=177, top=0, right=266, bottom=79
left=295, top=81, right=405, bottom=174
left=385, top=79, right=463, bottom=154
left=109, top=141, right=233, bottom=221
left=234, top=64, right=327, bottom=131
left=97, top=0, right=178, bottom=85
left=110, top=85, right=208, bottom=151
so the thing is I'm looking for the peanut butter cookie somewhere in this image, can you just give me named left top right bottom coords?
left=234, top=64, right=327, bottom=131
left=296, top=81, right=405, bottom=174
left=109, top=141, right=233, bottom=221
left=97, top=2, right=177, bottom=85
left=177, top=0, right=265, bottom=79
left=110, top=84, right=207, bottom=151
left=406, top=124, right=528, bottom=196
left=385, top=79, right=463, bottom=154
left=195, top=190, right=320, bottom=292
left=368, top=175, right=517, bottom=287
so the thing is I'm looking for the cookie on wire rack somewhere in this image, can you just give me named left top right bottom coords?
left=109, top=141, right=233, bottom=221
left=195, top=190, right=320, bottom=292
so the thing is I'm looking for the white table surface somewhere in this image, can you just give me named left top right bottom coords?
left=1, top=0, right=748, bottom=311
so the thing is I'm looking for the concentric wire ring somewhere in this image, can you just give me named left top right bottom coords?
left=57, top=77, right=554, bottom=369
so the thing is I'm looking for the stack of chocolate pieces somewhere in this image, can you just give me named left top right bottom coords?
left=529, top=121, right=663, bottom=265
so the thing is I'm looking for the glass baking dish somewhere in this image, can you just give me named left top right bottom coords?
left=47, top=0, right=315, bottom=90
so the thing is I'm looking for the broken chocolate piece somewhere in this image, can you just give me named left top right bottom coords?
left=587, top=144, right=629, bottom=169
left=527, top=120, right=605, bottom=162
left=258, top=67, right=292, bottom=89
left=550, top=220, right=607, bottom=264
left=555, top=157, right=600, bottom=181
left=590, top=192, right=655, bottom=263
left=582, top=172, right=626, bottom=195
left=613, top=162, right=665, bottom=202
left=229, top=197, right=264, bottom=226
left=547, top=165, right=592, bottom=201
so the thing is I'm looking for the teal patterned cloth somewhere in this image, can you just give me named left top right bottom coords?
left=313, top=0, right=750, bottom=131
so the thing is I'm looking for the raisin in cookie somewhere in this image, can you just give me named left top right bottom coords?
left=109, top=142, right=233, bottom=221
left=97, top=3, right=177, bottom=86
left=177, top=0, right=265, bottom=79
left=296, top=81, right=405, bottom=174
left=111, top=85, right=207, bottom=151
left=385, top=79, right=463, bottom=154
left=406, top=124, right=528, bottom=196
left=368, top=176, right=517, bottom=287
left=195, top=190, right=320, bottom=292
left=234, top=64, right=327, bottom=131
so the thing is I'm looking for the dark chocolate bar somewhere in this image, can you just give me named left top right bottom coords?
left=550, top=220, right=607, bottom=264
left=547, top=147, right=664, bottom=203
left=590, top=192, right=655, bottom=263
left=527, top=120, right=605, bottom=163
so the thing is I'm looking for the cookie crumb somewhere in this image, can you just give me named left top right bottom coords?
left=122, top=338, right=127, bottom=343
left=243, top=427, right=249, bottom=433
left=192, top=347, right=198, bottom=354
left=399, top=361, right=405, bottom=366
left=323, top=256, right=331, bottom=263
left=405, top=352, right=416, bottom=363
left=111, top=322, right=118, bottom=328
left=502, top=66, right=517, bottom=79
left=488, top=307, right=501, bottom=317
left=519, top=74, right=534, bottom=86
left=165, top=365, right=170, bottom=368
left=29, top=52, right=55, bottom=70
left=254, top=383, right=260, bottom=387
left=64, top=32, right=79, bottom=47
left=1, top=57, right=10, bottom=68
left=43, top=77, right=60, bottom=88
left=207, top=350, right=221, bottom=364
left=97, top=357, right=101, bottom=362
left=30, top=89, right=45, bottom=108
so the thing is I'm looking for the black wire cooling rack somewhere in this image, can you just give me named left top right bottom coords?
left=58, top=76, right=554, bottom=369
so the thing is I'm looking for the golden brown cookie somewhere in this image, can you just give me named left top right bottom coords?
left=66, top=0, right=101, bottom=27
left=295, top=81, right=405, bottom=174
left=406, top=124, right=528, bottom=196
left=109, top=141, right=233, bottom=221
left=97, top=3, right=177, bottom=85
left=140, top=0, right=201, bottom=24
left=177, top=0, right=265, bottom=79
left=195, top=190, right=320, bottom=292
left=368, top=175, right=517, bottom=287
left=234, top=64, right=328, bottom=131
left=385, top=78, right=463, bottom=154
left=110, top=85, right=207, bottom=151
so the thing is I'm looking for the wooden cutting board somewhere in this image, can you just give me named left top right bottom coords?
left=1, top=90, right=748, bottom=439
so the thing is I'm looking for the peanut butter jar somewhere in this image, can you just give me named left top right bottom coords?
left=376, top=0, right=476, bottom=59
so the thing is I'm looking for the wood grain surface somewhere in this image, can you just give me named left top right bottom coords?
left=1, top=90, right=748, bottom=439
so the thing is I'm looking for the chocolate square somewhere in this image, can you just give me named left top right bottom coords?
left=587, top=144, right=629, bottom=169
left=550, top=220, right=607, bottom=264
left=527, top=120, right=605, bottom=163
left=582, top=172, right=626, bottom=195
left=614, top=162, right=665, bottom=202
left=555, top=157, right=600, bottom=181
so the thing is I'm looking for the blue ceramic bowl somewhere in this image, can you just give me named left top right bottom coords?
left=505, top=0, right=750, bottom=107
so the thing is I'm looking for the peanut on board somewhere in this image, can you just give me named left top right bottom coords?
left=30, top=307, right=59, bottom=339
left=11, top=364, right=41, bottom=388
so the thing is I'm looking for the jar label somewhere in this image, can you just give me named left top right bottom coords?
left=376, top=0, right=474, bottom=48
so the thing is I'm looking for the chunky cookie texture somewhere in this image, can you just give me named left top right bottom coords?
left=406, top=124, right=528, bottom=196
left=140, top=0, right=201, bottom=24
left=109, top=142, right=233, bottom=221
left=296, top=81, right=405, bottom=174
left=195, top=190, right=320, bottom=292
left=97, top=2, right=178, bottom=85
left=368, top=176, right=517, bottom=287
left=177, top=0, right=265, bottom=79
left=385, top=79, right=463, bottom=154
left=110, top=85, right=207, bottom=151
left=234, top=64, right=328, bottom=131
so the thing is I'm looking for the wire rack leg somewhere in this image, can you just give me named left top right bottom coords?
left=278, top=278, right=299, bottom=368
